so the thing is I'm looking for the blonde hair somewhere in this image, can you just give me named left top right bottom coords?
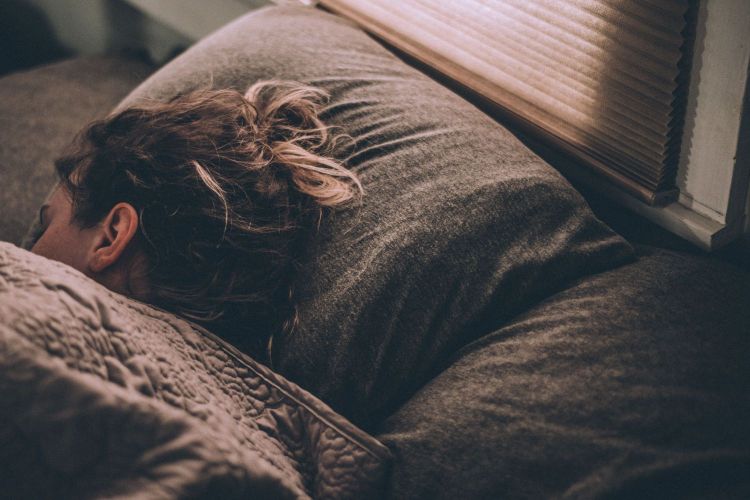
left=55, top=80, right=362, bottom=359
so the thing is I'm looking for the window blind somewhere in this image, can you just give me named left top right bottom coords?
left=318, top=0, right=693, bottom=205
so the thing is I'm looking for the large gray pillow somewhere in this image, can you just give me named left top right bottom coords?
left=376, top=246, right=750, bottom=498
left=59, top=5, right=635, bottom=427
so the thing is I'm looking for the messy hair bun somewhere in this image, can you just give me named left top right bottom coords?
left=55, top=80, right=363, bottom=360
left=244, top=80, right=361, bottom=208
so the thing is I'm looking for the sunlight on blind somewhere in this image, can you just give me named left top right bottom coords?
left=319, top=0, right=691, bottom=204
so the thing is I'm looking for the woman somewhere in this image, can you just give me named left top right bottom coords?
left=31, top=80, right=363, bottom=363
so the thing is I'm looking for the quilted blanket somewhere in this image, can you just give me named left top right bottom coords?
left=0, top=242, right=390, bottom=499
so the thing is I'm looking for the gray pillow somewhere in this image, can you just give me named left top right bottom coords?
left=376, top=246, right=750, bottom=498
left=63, top=5, right=635, bottom=427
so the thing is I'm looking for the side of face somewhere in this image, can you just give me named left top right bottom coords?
left=31, top=186, right=100, bottom=276
left=31, top=185, right=146, bottom=297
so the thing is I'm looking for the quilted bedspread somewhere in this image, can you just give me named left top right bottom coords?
left=0, top=242, right=390, bottom=499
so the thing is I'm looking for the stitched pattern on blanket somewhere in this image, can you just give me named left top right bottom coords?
left=0, top=241, right=390, bottom=499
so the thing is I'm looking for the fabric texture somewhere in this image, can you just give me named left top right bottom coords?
left=114, top=4, right=635, bottom=428
left=376, top=245, right=750, bottom=499
left=0, top=242, right=390, bottom=499
left=0, top=54, right=153, bottom=246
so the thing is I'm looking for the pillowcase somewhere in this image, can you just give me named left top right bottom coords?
left=52, top=5, right=635, bottom=428
left=0, top=241, right=390, bottom=498
left=376, top=246, right=750, bottom=498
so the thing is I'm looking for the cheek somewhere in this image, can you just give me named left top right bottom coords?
left=31, top=227, right=63, bottom=261
left=30, top=227, right=59, bottom=259
left=31, top=223, right=90, bottom=273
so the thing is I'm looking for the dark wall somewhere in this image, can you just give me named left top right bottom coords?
left=0, top=0, right=70, bottom=76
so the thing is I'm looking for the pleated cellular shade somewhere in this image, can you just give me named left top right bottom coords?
left=319, top=0, right=693, bottom=205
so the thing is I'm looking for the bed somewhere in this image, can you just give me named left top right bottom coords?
left=1, top=4, right=748, bottom=498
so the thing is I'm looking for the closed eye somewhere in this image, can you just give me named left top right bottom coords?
left=39, top=204, right=49, bottom=230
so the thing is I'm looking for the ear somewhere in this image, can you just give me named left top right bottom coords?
left=88, top=202, right=140, bottom=273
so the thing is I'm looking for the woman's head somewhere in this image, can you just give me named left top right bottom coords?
left=32, top=80, right=362, bottom=358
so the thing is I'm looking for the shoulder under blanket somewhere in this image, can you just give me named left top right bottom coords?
left=0, top=242, right=390, bottom=499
